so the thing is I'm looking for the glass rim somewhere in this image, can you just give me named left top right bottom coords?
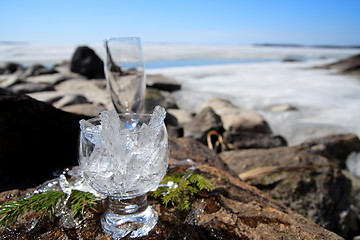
left=82, top=112, right=165, bottom=133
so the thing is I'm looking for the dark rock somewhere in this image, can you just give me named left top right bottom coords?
left=23, top=64, right=45, bottom=75
left=170, top=137, right=231, bottom=172
left=299, top=134, right=360, bottom=169
left=146, top=74, right=182, bottom=92
left=282, top=56, right=302, bottom=62
left=202, top=98, right=272, bottom=134
left=315, top=54, right=360, bottom=77
left=25, top=73, right=69, bottom=86
left=0, top=90, right=88, bottom=191
left=219, top=134, right=359, bottom=238
left=183, top=107, right=224, bottom=144
left=22, top=64, right=58, bottom=78
left=53, top=94, right=89, bottom=108
left=344, top=169, right=360, bottom=237
left=165, top=112, right=183, bottom=139
left=9, top=82, right=55, bottom=94
left=60, top=103, right=105, bottom=117
left=224, top=132, right=287, bottom=149
left=70, top=46, right=105, bottom=79
left=2, top=62, right=24, bottom=74
left=165, top=111, right=179, bottom=126
left=166, top=125, right=183, bottom=139
left=145, top=88, right=178, bottom=113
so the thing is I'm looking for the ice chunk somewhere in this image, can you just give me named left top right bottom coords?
left=79, top=119, right=102, bottom=145
left=80, top=106, right=168, bottom=197
left=149, top=105, right=166, bottom=128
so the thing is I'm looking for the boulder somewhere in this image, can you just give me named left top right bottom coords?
left=300, top=134, right=360, bottom=169
left=145, top=88, right=178, bottom=113
left=202, top=98, right=272, bottom=134
left=25, top=73, right=70, bottom=85
left=146, top=74, right=182, bottom=92
left=60, top=103, right=105, bottom=117
left=54, top=78, right=112, bottom=109
left=183, top=107, right=224, bottom=144
left=53, top=94, right=89, bottom=108
left=223, top=131, right=287, bottom=149
left=1, top=62, right=24, bottom=74
left=22, top=64, right=58, bottom=78
left=70, top=46, right=105, bottom=79
left=9, top=82, right=55, bottom=94
left=219, top=134, right=360, bottom=238
left=169, top=137, right=230, bottom=172
left=0, top=90, right=88, bottom=191
left=0, top=72, right=23, bottom=88
left=167, top=108, right=193, bottom=126
left=315, top=54, right=360, bottom=77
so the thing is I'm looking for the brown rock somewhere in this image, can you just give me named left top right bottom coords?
left=316, top=54, right=360, bottom=77
left=219, top=134, right=359, bottom=237
left=167, top=108, right=193, bottom=126
left=169, top=137, right=231, bottom=172
left=183, top=107, right=224, bottom=144
left=145, top=88, right=178, bottom=113
left=202, top=98, right=272, bottom=134
left=146, top=74, right=181, bottom=92
left=223, top=131, right=287, bottom=149
left=300, top=134, right=360, bottom=169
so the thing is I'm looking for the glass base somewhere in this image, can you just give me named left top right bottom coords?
left=101, top=194, right=158, bottom=239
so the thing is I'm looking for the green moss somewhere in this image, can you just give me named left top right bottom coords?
left=152, top=171, right=213, bottom=211
left=0, top=190, right=98, bottom=230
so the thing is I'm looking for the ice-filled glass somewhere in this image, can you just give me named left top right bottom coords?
left=78, top=106, right=169, bottom=239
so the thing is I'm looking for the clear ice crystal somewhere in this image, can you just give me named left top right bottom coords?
left=80, top=106, right=168, bottom=197
left=79, top=119, right=102, bottom=145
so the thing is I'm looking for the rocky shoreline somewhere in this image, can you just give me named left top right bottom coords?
left=1, top=46, right=360, bottom=239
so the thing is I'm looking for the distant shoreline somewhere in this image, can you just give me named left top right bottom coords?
left=1, top=43, right=359, bottom=67
left=1, top=41, right=360, bottom=49
left=253, top=43, right=360, bottom=49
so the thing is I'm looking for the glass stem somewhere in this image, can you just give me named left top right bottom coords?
left=108, top=194, right=148, bottom=215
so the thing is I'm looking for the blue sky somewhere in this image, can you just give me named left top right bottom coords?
left=1, top=0, right=360, bottom=46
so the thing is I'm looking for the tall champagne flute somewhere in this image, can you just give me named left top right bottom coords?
left=104, top=37, right=146, bottom=129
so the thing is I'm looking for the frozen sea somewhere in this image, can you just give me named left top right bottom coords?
left=1, top=42, right=360, bottom=147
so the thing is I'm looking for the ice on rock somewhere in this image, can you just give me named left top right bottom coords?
left=79, top=106, right=168, bottom=197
